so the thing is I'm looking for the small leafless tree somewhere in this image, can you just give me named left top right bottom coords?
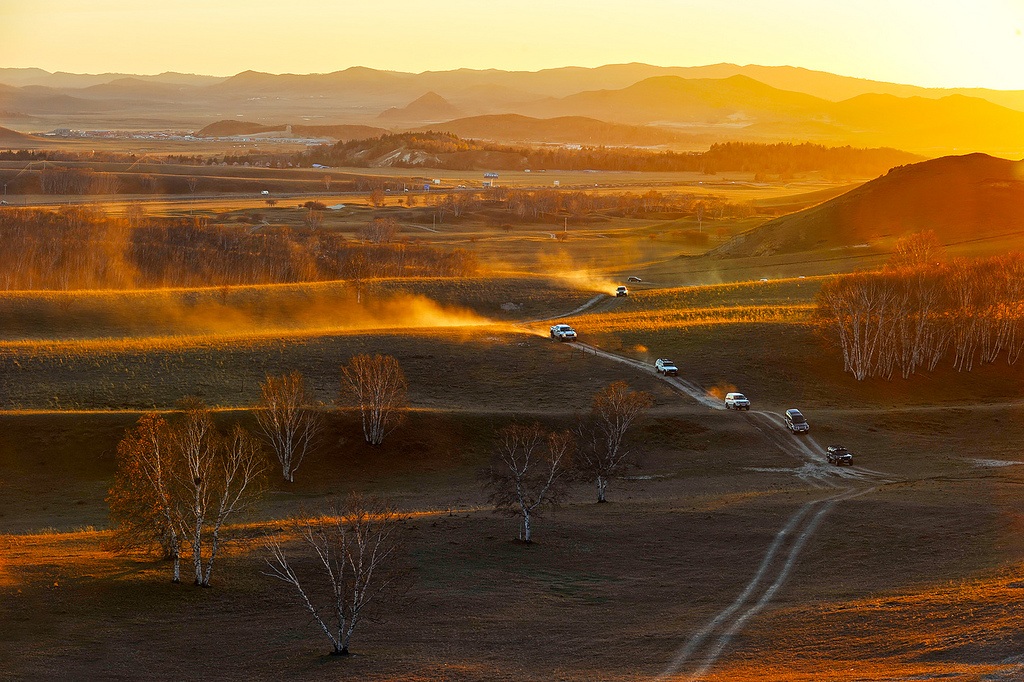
left=357, top=217, right=399, bottom=244
left=368, top=188, right=386, bottom=207
left=888, top=230, right=944, bottom=269
left=484, top=423, right=574, bottom=543
left=305, top=207, right=324, bottom=229
left=323, top=174, right=333, bottom=192
left=341, top=354, right=408, bottom=445
left=124, top=201, right=147, bottom=229
left=576, top=381, right=653, bottom=503
left=264, top=494, right=406, bottom=656
left=255, top=372, right=324, bottom=483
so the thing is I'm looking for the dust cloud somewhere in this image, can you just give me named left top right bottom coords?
left=706, top=382, right=738, bottom=401
left=0, top=287, right=495, bottom=342
left=531, top=249, right=624, bottom=294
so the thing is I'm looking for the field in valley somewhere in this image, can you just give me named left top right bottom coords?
left=3, top=162, right=1024, bottom=681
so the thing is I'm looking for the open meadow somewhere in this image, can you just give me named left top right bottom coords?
left=3, top=155, right=1024, bottom=682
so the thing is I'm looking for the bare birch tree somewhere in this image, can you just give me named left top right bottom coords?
left=576, top=381, right=653, bottom=503
left=817, top=239, right=1024, bottom=380
left=171, top=402, right=267, bottom=587
left=357, top=217, right=399, bottom=244
left=485, top=424, right=574, bottom=543
left=108, top=413, right=184, bottom=583
left=255, top=372, right=324, bottom=483
left=341, top=354, right=407, bottom=445
left=264, top=494, right=406, bottom=656
left=109, top=405, right=266, bottom=586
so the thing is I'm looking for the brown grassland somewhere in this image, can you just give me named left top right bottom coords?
left=3, top=164, right=1024, bottom=680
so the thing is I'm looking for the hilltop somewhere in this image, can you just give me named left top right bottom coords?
left=526, top=74, right=826, bottom=125
left=712, top=153, right=1024, bottom=257
left=379, top=92, right=464, bottom=122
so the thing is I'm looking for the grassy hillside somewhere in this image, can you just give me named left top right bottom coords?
left=711, top=153, right=1024, bottom=257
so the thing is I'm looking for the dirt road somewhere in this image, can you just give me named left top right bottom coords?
left=530, top=304, right=896, bottom=679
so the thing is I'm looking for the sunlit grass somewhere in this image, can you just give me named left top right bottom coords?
left=564, top=304, right=814, bottom=333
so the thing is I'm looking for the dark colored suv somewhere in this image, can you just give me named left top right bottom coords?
left=826, top=446, right=854, bottom=466
left=785, top=409, right=809, bottom=433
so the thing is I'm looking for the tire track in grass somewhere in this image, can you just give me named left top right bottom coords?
left=674, top=486, right=876, bottom=681
left=655, top=499, right=820, bottom=679
left=531, top=305, right=894, bottom=680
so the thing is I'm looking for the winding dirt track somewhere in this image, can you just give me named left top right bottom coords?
left=531, top=298, right=895, bottom=680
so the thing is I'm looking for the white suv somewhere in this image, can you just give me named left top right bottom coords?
left=724, top=392, right=750, bottom=410
left=655, top=359, right=678, bottom=376
left=549, top=324, right=578, bottom=341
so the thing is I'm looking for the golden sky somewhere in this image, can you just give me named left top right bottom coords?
left=2, top=0, right=1023, bottom=89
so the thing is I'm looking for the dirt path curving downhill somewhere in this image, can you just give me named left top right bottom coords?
left=525, top=304, right=898, bottom=679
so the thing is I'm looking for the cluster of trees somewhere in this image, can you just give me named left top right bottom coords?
left=109, top=354, right=410, bottom=654
left=485, top=381, right=653, bottom=542
left=817, top=232, right=1024, bottom=380
left=5, top=136, right=914, bottom=179
left=37, top=167, right=124, bottom=195
left=106, top=358, right=650, bottom=656
left=0, top=208, right=477, bottom=290
left=108, top=400, right=267, bottom=586
left=428, top=187, right=749, bottom=225
left=700, top=142, right=918, bottom=179
left=300, top=131, right=916, bottom=176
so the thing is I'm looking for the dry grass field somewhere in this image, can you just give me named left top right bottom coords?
left=4, top=163, right=1024, bottom=680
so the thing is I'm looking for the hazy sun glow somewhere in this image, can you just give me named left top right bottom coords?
left=1, top=0, right=1023, bottom=89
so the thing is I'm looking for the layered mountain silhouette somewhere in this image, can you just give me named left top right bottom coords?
left=3, top=64, right=1024, bottom=155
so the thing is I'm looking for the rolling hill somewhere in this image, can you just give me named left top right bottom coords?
left=525, top=74, right=826, bottom=125
left=379, top=91, right=465, bottom=123
left=712, top=153, right=1024, bottom=257
left=521, top=76, right=1024, bottom=154
left=0, top=125, right=30, bottom=142
left=425, top=114, right=686, bottom=146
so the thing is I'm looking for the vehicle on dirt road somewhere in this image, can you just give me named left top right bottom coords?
left=655, top=359, right=679, bottom=376
left=549, top=324, right=578, bottom=341
left=627, top=276, right=642, bottom=283
left=616, top=286, right=629, bottom=297
left=785, top=409, right=810, bottom=433
left=826, top=446, right=854, bottom=466
left=724, top=392, right=750, bottom=410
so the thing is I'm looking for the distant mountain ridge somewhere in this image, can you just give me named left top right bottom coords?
left=3, top=64, right=1024, bottom=155
left=3, top=63, right=1022, bottom=110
